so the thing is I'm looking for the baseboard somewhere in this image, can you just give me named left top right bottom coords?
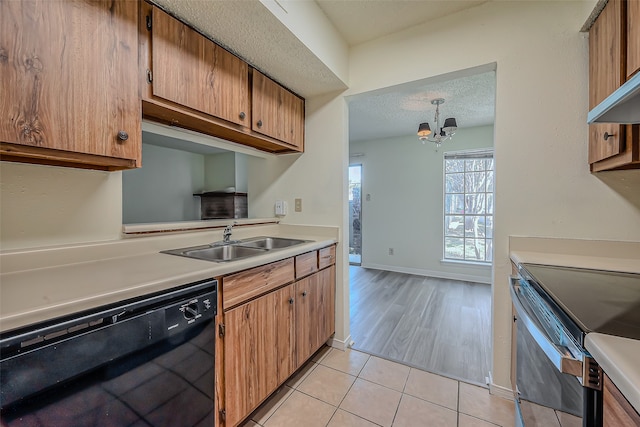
left=361, top=262, right=491, bottom=285
left=328, top=334, right=352, bottom=351
left=489, top=381, right=514, bottom=400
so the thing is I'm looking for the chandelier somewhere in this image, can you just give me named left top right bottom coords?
left=417, top=98, right=457, bottom=147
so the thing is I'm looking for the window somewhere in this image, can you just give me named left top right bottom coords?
left=443, top=150, right=494, bottom=263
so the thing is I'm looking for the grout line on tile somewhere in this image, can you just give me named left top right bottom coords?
left=336, top=407, right=385, bottom=427
left=250, top=385, right=295, bottom=426
left=354, top=376, right=404, bottom=396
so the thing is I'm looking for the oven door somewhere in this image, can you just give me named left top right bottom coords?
left=510, top=277, right=599, bottom=427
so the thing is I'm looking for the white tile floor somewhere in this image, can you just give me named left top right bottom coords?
left=240, top=347, right=521, bottom=427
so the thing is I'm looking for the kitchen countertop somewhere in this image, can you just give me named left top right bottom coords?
left=509, top=237, right=640, bottom=416
left=585, top=333, right=640, bottom=414
left=0, top=223, right=338, bottom=333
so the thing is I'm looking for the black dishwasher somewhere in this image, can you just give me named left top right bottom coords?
left=0, top=278, right=217, bottom=427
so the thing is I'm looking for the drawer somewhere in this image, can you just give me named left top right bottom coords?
left=295, top=251, right=318, bottom=279
left=319, top=245, right=336, bottom=269
left=222, top=258, right=295, bottom=310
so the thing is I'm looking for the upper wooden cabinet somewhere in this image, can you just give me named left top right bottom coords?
left=627, top=0, right=640, bottom=79
left=252, top=70, right=305, bottom=151
left=588, top=0, right=639, bottom=171
left=0, top=0, right=141, bottom=170
left=149, top=5, right=249, bottom=127
left=139, top=3, right=304, bottom=154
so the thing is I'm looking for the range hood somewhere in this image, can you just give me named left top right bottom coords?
left=587, top=72, right=640, bottom=124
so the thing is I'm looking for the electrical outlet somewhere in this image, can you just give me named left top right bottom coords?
left=275, top=200, right=287, bottom=216
left=295, top=198, right=302, bottom=212
left=389, top=248, right=394, bottom=255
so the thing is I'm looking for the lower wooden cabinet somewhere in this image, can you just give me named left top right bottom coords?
left=295, top=266, right=336, bottom=369
left=603, top=374, right=640, bottom=427
left=219, top=246, right=336, bottom=427
left=223, top=285, right=295, bottom=427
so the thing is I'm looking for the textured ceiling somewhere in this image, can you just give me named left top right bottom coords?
left=348, top=70, right=496, bottom=142
left=150, top=0, right=496, bottom=144
left=316, top=0, right=487, bottom=46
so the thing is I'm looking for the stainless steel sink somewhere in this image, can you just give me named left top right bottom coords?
left=162, top=244, right=267, bottom=262
left=161, top=236, right=311, bottom=262
left=236, top=236, right=310, bottom=250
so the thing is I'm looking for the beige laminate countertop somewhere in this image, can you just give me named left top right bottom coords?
left=585, top=333, right=640, bottom=414
left=0, top=223, right=338, bottom=333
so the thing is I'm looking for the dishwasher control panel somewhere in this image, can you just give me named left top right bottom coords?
left=164, top=286, right=216, bottom=335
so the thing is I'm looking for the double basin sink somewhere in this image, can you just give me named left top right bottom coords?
left=161, top=236, right=311, bottom=262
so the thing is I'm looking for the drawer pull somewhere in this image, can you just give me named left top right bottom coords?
left=302, top=291, right=307, bottom=297
left=603, top=132, right=615, bottom=141
left=289, top=298, right=294, bottom=305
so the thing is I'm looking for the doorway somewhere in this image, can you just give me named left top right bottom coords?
left=349, top=164, right=362, bottom=265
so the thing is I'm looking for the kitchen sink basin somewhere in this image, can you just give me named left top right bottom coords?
left=162, top=244, right=267, bottom=262
left=236, top=236, right=310, bottom=250
left=161, top=236, right=312, bottom=262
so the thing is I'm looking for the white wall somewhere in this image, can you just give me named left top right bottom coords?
left=346, top=1, right=640, bottom=392
left=204, top=152, right=236, bottom=191
left=248, top=92, right=351, bottom=344
left=350, top=126, right=494, bottom=283
left=122, top=144, right=204, bottom=224
left=0, top=162, right=123, bottom=250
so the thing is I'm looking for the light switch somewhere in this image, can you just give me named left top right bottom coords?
left=294, top=198, right=302, bottom=212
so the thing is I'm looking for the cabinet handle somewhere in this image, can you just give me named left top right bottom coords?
left=603, top=132, right=615, bottom=141
left=239, top=111, right=246, bottom=120
left=302, top=291, right=307, bottom=297
left=117, top=131, right=129, bottom=142
left=289, top=298, right=294, bottom=305
left=257, top=120, right=263, bottom=128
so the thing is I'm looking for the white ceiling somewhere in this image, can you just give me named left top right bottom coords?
left=315, top=0, right=496, bottom=142
left=316, top=0, right=488, bottom=47
left=152, top=0, right=496, bottom=143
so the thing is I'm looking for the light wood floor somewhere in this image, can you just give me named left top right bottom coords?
left=349, top=266, right=491, bottom=386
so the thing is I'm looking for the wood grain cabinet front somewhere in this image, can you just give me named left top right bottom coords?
left=252, top=70, right=305, bottom=151
left=588, top=0, right=639, bottom=171
left=603, top=374, right=640, bottom=427
left=223, top=284, right=295, bottom=427
left=218, top=247, right=336, bottom=427
left=627, top=0, right=640, bottom=79
left=147, top=5, right=249, bottom=127
left=139, top=3, right=304, bottom=154
left=0, top=0, right=141, bottom=170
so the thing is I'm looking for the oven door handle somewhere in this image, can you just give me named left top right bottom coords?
left=510, top=280, right=584, bottom=378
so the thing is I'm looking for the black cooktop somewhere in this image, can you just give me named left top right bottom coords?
left=521, top=263, right=640, bottom=340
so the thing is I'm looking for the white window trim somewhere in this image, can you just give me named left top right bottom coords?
left=442, top=149, right=494, bottom=265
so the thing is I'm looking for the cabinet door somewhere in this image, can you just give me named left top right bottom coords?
left=628, top=0, right=640, bottom=79
left=224, top=291, right=278, bottom=427
left=295, top=273, right=319, bottom=368
left=604, top=374, right=640, bottom=426
left=589, top=0, right=626, bottom=164
left=295, top=267, right=335, bottom=369
left=318, top=265, right=336, bottom=343
left=224, top=285, right=294, bottom=426
left=150, top=6, right=249, bottom=127
left=0, top=0, right=140, bottom=169
left=252, top=70, right=304, bottom=150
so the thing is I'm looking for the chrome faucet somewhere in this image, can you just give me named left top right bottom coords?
left=222, top=224, right=234, bottom=243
